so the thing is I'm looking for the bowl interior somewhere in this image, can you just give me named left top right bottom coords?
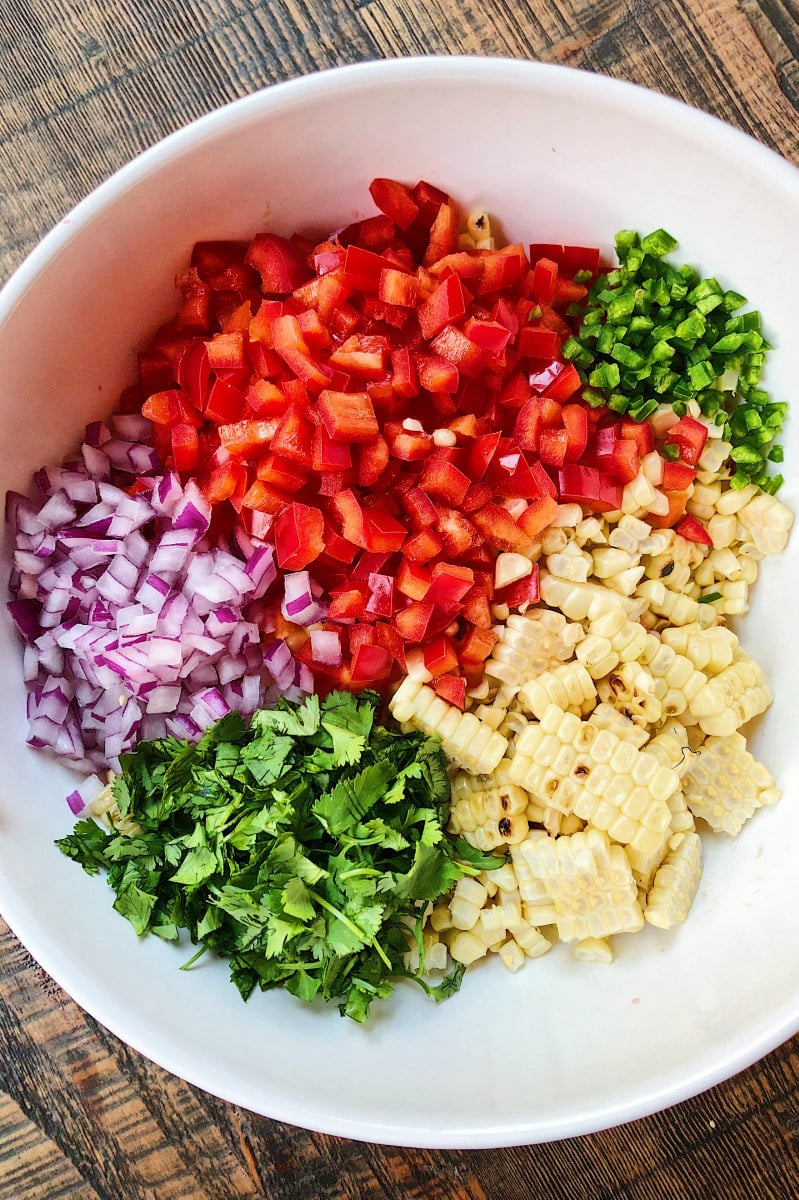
left=1, top=58, right=798, bottom=1147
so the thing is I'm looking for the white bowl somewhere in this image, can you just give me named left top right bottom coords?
left=2, top=57, right=798, bottom=1149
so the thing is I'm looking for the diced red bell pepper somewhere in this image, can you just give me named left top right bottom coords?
left=476, top=246, right=525, bottom=296
left=417, top=274, right=472, bottom=340
left=459, top=626, right=499, bottom=666
left=350, top=642, right=392, bottom=683
left=394, top=601, right=435, bottom=642
left=426, top=563, right=474, bottom=607
left=662, top=460, right=697, bottom=490
left=342, top=244, right=396, bottom=294
left=240, top=480, right=290, bottom=514
left=328, top=586, right=368, bottom=621
left=665, top=416, right=708, bottom=466
left=518, top=495, right=559, bottom=540
left=256, top=452, right=308, bottom=493
left=433, top=673, right=466, bottom=710
left=219, top=419, right=279, bottom=458
left=397, top=558, right=432, bottom=600
left=400, top=486, right=438, bottom=530
left=270, top=405, right=314, bottom=465
left=389, top=429, right=434, bottom=460
left=430, top=325, right=486, bottom=378
left=557, top=465, right=623, bottom=513
left=316, top=389, right=379, bottom=444
left=419, top=457, right=471, bottom=506
left=142, top=389, right=203, bottom=428
left=472, top=503, right=528, bottom=550
left=532, top=257, right=559, bottom=304
left=415, top=353, right=459, bottom=393
left=358, top=434, right=390, bottom=487
left=390, top=346, right=420, bottom=399
left=464, top=318, right=511, bottom=357
left=369, top=177, right=419, bottom=230
left=562, top=404, right=589, bottom=463
left=518, top=326, right=561, bottom=360
left=175, top=342, right=211, bottom=410
left=403, top=528, right=443, bottom=563
left=245, top=233, right=311, bottom=293
left=170, top=424, right=200, bottom=472
left=245, top=379, right=288, bottom=417
left=543, top=363, right=582, bottom=403
left=423, top=201, right=460, bottom=266
left=607, top=437, right=640, bottom=484
left=362, top=508, right=406, bottom=553
left=378, top=267, right=419, bottom=308
left=619, top=417, right=655, bottom=457
left=467, top=431, right=502, bottom=480
left=674, top=514, right=713, bottom=545
left=539, top=428, right=569, bottom=469
left=461, top=482, right=493, bottom=513
left=201, top=460, right=248, bottom=506
left=437, top=507, right=480, bottom=557
left=205, top=331, right=247, bottom=371
left=324, top=527, right=359, bottom=564
left=312, top=426, right=353, bottom=472
left=330, top=488, right=366, bottom=546
left=423, top=635, right=458, bottom=678
left=204, top=378, right=246, bottom=424
left=274, top=502, right=325, bottom=570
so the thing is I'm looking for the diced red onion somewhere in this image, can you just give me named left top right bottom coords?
left=310, top=629, right=342, bottom=666
left=111, top=413, right=153, bottom=443
left=66, top=772, right=106, bottom=816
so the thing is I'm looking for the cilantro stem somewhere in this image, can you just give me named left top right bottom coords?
left=180, top=945, right=209, bottom=971
left=307, top=889, right=393, bottom=970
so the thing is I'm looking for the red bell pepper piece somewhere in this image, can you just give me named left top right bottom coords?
left=419, top=457, right=471, bottom=506
left=245, top=379, right=288, bottom=417
left=331, top=489, right=366, bottom=546
left=350, top=643, right=392, bottom=683
left=245, top=233, right=311, bottom=293
left=270, top=405, right=314, bottom=465
left=317, top=389, right=379, bottom=444
left=426, top=564, right=474, bottom=607
left=402, top=528, right=443, bottom=563
left=423, top=635, right=459, bottom=678
left=274, top=502, right=325, bottom=570
left=557, top=465, right=623, bottom=513
left=366, top=572, right=396, bottom=618
left=343, top=245, right=397, bottom=294
left=414, top=353, right=459, bottom=393
left=532, top=257, right=558, bottom=304
left=499, top=564, right=541, bottom=610
left=397, top=559, right=432, bottom=600
left=539, top=427, right=569, bottom=469
left=369, top=177, right=419, bottom=230
left=240, top=480, right=290, bottom=514
left=256, top=452, right=308, bottom=493
left=390, top=347, right=420, bottom=399
left=662, top=460, right=697, bottom=490
left=675, top=514, right=713, bottom=546
left=562, top=404, right=589, bottom=462
left=205, top=331, right=247, bottom=371
left=423, top=201, right=460, bottom=266
left=665, top=416, right=708, bottom=466
left=433, top=674, right=466, bottom=710
left=219, top=419, right=279, bottom=458
left=362, top=508, right=406, bottom=553
left=417, top=274, right=472, bottom=340
left=430, top=325, right=486, bottom=378
left=459, top=626, right=499, bottom=666
left=378, top=268, right=419, bottom=308
left=518, top=495, right=558, bottom=540
left=204, top=378, right=246, bottom=424
left=518, top=326, right=561, bottom=360
left=142, top=389, right=203, bottom=428
left=328, top=586, right=368, bottom=621
left=543, top=363, right=582, bottom=403
left=175, top=342, right=211, bottom=410
left=170, top=424, right=200, bottom=472
left=394, top=601, right=435, bottom=643
left=436, top=508, right=480, bottom=557
left=400, top=486, right=438, bottom=530
left=467, top=432, right=502, bottom=480
left=358, top=434, right=390, bottom=487
left=472, top=503, right=528, bottom=550
left=619, top=417, right=655, bottom=457
left=312, top=426, right=353, bottom=473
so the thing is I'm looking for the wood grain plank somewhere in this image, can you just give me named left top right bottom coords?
left=0, top=1092, right=99, bottom=1200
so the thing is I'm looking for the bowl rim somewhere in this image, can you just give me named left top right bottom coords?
left=2, top=55, right=799, bottom=1148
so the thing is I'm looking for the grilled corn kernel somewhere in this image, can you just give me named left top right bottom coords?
left=645, top=831, right=703, bottom=929
left=682, top=732, right=780, bottom=834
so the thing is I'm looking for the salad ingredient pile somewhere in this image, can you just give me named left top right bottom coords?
left=58, top=690, right=494, bottom=1021
left=5, top=177, right=793, bottom=1018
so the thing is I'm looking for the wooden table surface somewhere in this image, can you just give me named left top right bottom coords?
left=2, top=0, right=799, bottom=1195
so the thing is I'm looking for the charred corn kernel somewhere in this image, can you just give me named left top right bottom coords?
left=540, top=573, right=639, bottom=622
left=588, top=703, right=650, bottom=748
left=466, top=209, right=492, bottom=241
left=644, top=832, right=703, bottom=929
left=510, top=704, right=677, bottom=855
left=484, top=610, right=583, bottom=695
left=519, top=661, right=597, bottom=720
left=636, top=578, right=712, bottom=627
left=498, top=938, right=527, bottom=972
left=639, top=639, right=707, bottom=718
left=574, top=937, right=613, bottom=963
left=688, top=651, right=771, bottom=736
left=390, top=678, right=508, bottom=774
left=560, top=813, right=585, bottom=835
left=495, top=552, right=533, bottom=589
left=513, top=827, right=644, bottom=942
left=448, top=930, right=488, bottom=965
left=736, top=491, right=793, bottom=555
left=597, top=660, right=662, bottom=726
left=716, top=482, right=758, bottom=515
left=682, top=732, right=780, bottom=834
left=429, top=903, right=454, bottom=932
left=660, top=623, right=737, bottom=675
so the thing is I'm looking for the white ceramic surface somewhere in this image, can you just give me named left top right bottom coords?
left=1, top=57, right=798, bottom=1149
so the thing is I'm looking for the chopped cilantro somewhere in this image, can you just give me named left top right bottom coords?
left=56, top=691, right=497, bottom=1022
